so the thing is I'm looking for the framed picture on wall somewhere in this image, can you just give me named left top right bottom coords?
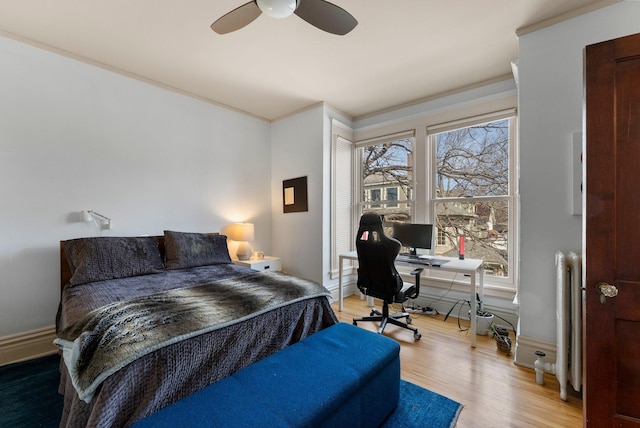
left=283, top=176, right=308, bottom=213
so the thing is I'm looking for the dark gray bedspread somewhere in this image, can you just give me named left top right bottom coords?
left=57, top=264, right=338, bottom=428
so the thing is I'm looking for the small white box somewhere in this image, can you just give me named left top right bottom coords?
left=233, top=256, right=281, bottom=272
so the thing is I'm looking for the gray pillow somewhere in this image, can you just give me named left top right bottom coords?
left=164, top=231, right=232, bottom=270
left=63, top=236, right=165, bottom=286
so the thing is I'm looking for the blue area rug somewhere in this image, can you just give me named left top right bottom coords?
left=0, top=354, right=62, bottom=427
left=1, top=355, right=461, bottom=427
left=383, top=380, right=463, bottom=428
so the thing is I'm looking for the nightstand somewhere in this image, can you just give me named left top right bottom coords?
left=233, top=256, right=281, bottom=272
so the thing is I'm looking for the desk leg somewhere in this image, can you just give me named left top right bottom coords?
left=478, top=266, right=485, bottom=309
left=338, top=256, right=344, bottom=312
left=470, top=270, right=477, bottom=348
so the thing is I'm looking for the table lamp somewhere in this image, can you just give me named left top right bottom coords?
left=228, top=223, right=255, bottom=260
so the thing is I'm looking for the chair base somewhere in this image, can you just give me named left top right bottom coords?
left=353, top=302, right=422, bottom=340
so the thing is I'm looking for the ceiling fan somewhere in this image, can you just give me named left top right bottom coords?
left=211, top=0, right=358, bottom=36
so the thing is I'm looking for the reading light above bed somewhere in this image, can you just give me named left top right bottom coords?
left=81, top=210, right=112, bottom=230
left=227, top=222, right=254, bottom=261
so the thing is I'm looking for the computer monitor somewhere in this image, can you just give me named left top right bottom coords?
left=392, top=223, right=433, bottom=256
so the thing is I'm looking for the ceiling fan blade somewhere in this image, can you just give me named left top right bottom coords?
left=294, top=0, right=357, bottom=35
left=211, top=1, right=262, bottom=34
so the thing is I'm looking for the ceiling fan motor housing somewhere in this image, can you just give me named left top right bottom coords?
left=256, top=0, right=299, bottom=18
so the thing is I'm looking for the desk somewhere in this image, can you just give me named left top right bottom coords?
left=338, top=250, right=484, bottom=347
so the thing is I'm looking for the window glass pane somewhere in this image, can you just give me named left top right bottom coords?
left=368, top=189, right=381, bottom=202
left=386, top=187, right=398, bottom=207
left=435, top=200, right=509, bottom=277
left=362, top=138, right=413, bottom=223
left=435, top=119, right=509, bottom=198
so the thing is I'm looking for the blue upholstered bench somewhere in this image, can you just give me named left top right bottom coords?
left=132, top=322, right=401, bottom=428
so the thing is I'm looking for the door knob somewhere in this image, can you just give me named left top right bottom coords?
left=597, top=282, right=618, bottom=303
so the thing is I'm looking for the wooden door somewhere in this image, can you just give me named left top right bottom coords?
left=584, top=32, right=640, bottom=427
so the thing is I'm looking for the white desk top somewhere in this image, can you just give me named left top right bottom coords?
left=339, top=250, right=483, bottom=272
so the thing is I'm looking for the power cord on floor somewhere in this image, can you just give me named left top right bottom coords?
left=427, top=273, right=458, bottom=307
left=404, top=272, right=460, bottom=316
left=403, top=301, right=438, bottom=316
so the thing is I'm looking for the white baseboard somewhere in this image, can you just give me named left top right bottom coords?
left=0, top=326, right=57, bottom=365
left=514, top=334, right=556, bottom=370
left=327, top=279, right=358, bottom=304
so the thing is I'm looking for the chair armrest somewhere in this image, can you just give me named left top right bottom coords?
left=407, top=268, right=423, bottom=298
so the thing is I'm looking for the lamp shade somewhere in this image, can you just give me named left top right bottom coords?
left=227, top=223, right=255, bottom=242
left=81, top=210, right=113, bottom=230
left=256, top=0, right=297, bottom=18
left=227, top=223, right=255, bottom=261
left=81, top=210, right=93, bottom=222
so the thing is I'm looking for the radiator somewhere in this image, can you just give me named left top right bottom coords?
left=555, top=251, right=583, bottom=401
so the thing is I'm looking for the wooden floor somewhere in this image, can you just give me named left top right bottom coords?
left=333, top=296, right=583, bottom=428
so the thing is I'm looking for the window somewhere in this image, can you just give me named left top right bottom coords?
left=386, top=187, right=398, bottom=207
left=343, top=108, right=517, bottom=289
left=429, top=112, right=516, bottom=282
left=357, top=132, right=415, bottom=227
left=330, top=121, right=354, bottom=279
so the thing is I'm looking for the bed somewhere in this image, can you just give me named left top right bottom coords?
left=55, top=231, right=338, bottom=428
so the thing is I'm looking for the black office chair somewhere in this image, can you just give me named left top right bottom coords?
left=352, top=214, right=423, bottom=340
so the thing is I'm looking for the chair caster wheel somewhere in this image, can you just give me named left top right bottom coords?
left=353, top=321, right=357, bottom=326
left=370, top=311, right=376, bottom=317
left=414, top=332, right=422, bottom=340
left=407, top=316, right=412, bottom=324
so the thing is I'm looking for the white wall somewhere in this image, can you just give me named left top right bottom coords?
left=516, top=1, right=640, bottom=361
left=270, top=103, right=352, bottom=287
left=270, top=106, right=325, bottom=282
left=0, top=35, right=271, bottom=337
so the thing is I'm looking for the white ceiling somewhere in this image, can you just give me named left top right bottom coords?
left=0, top=0, right=615, bottom=121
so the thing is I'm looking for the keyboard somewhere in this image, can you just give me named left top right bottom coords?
left=397, top=255, right=449, bottom=267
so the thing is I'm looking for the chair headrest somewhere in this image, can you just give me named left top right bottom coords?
left=359, top=213, right=383, bottom=227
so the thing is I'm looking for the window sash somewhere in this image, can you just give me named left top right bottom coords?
left=428, top=112, right=516, bottom=287
left=357, top=136, right=416, bottom=223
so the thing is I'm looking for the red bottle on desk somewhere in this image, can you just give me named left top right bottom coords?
left=459, top=235, right=465, bottom=260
